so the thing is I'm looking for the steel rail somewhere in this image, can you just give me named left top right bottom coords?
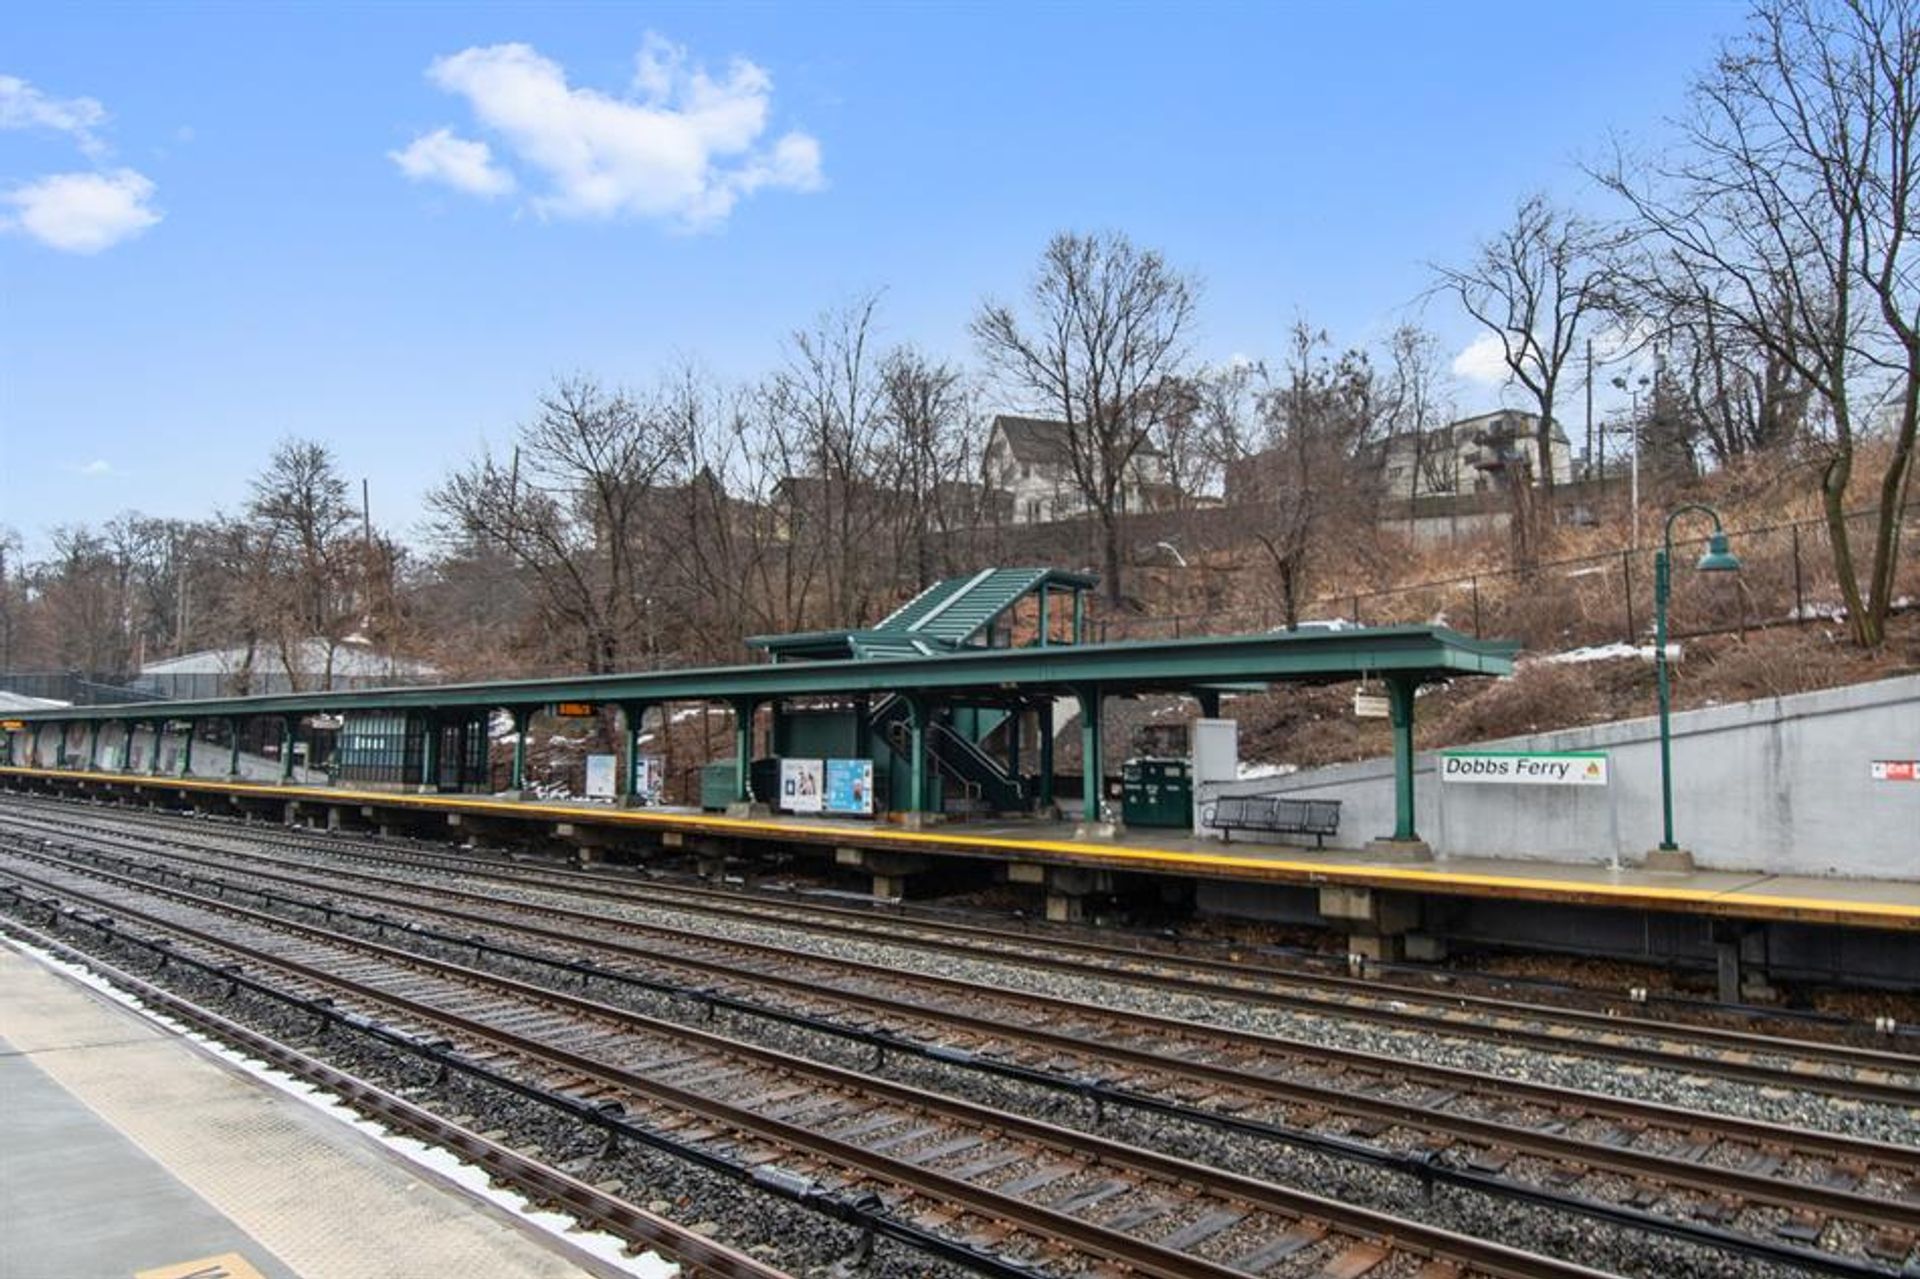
left=0, top=919, right=795, bottom=1279
left=0, top=856, right=1611, bottom=1279
left=12, top=833, right=1920, bottom=1277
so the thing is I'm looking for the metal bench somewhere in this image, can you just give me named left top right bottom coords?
left=1202, top=795, right=1342, bottom=847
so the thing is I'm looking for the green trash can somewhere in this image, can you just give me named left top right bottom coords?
left=699, top=762, right=738, bottom=811
left=1121, top=756, right=1192, bottom=828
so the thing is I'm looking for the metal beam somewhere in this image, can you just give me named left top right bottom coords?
left=0, top=627, right=1515, bottom=728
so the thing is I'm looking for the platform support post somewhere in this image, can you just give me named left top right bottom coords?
left=1038, top=586, right=1050, bottom=646
left=279, top=718, right=296, bottom=783
left=178, top=719, right=194, bottom=776
left=1197, top=689, right=1221, bottom=719
left=905, top=694, right=929, bottom=817
left=86, top=721, right=101, bottom=771
left=120, top=724, right=136, bottom=773
left=1072, top=590, right=1085, bottom=644
left=1038, top=700, right=1055, bottom=810
left=147, top=720, right=163, bottom=775
left=621, top=702, right=649, bottom=802
left=1078, top=685, right=1104, bottom=823
left=1006, top=704, right=1022, bottom=788
left=731, top=699, right=756, bottom=802
left=1377, top=674, right=1425, bottom=851
left=417, top=715, right=437, bottom=791
left=508, top=707, right=529, bottom=793
left=53, top=722, right=68, bottom=769
left=227, top=718, right=243, bottom=778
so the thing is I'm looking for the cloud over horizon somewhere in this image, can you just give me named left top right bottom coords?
left=1, top=74, right=160, bottom=253
left=392, top=35, right=823, bottom=229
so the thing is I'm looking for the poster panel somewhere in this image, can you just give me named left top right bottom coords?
left=584, top=753, right=618, bottom=799
left=825, top=758, right=874, bottom=815
left=781, top=757, right=825, bottom=813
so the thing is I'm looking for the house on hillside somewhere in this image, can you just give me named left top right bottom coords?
left=984, top=414, right=1177, bottom=525
left=1377, top=410, right=1575, bottom=500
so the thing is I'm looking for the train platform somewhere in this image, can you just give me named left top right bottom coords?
left=7, top=765, right=1920, bottom=935
left=0, top=939, right=643, bottom=1279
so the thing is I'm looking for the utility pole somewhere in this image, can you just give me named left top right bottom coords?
left=1584, top=339, right=1594, bottom=486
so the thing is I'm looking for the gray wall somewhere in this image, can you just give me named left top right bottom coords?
left=1203, top=673, right=1920, bottom=878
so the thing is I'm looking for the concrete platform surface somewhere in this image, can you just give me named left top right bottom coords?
left=0, top=943, right=617, bottom=1279
left=9, top=766, right=1920, bottom=931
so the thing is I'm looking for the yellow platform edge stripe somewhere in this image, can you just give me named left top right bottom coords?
left=5, top=766, right=1917, bottom=929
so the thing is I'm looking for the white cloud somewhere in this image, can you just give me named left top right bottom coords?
left=3, top=169, right=161, bottom=253
left=1452, top=332, right=1516, bottom=387
left=0, top=74, right=109, bottom=157
left=388, top=127, right=515, bottom=197
left=77, top=459, right=112, bottom=476
left=400, top=36, right=824, bottom=229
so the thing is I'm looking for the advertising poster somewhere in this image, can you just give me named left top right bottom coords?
left=781, top=757, right=825, bottom=812
left=634, top=753, right=666, bottom=801
left=584, top=753, right=618, bottom=799
left=825, top=758, right=874, bottom=815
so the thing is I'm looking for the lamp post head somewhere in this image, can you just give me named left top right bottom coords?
left=1696, top=530, right=1741, bottom=573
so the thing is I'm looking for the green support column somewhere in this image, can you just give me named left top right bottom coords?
left=178, top=719, right=195, bottom=776
left=227, top=718, right=242, bottom=778
left=1385, top=674, right=1419, bottom=843
left=1038, top=700, right=1055, bottom=809
left=1197, top=689, right=1221, bottom=719
left=904, top=695, right=929, bottom=816
left=417, top=716, right=437, bottom=791
left=87, top=721, right=101, bottom=772
left=281, top=718, right=297, bottom=783
left=509, top=708, right=529, bottom=792
left=731, top=699, right=756, bottom=802
left=147, top=720, right=163, bottom=775
left=1006, top=703, right=1022, bottom=782
left=1037, top=586, right=1050, bottom=647
left=54, top=722, right=68, bottom=769
left=1078, top=686, right=1103, bottom=822
left=120, top=724, right=136, bottom=773
left=621, top=702, right=649, bottom=801
left=1072, top=590, right=1085, bottom=644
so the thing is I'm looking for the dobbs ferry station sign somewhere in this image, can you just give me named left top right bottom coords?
left=1441, top=750, right=1609, bottom=786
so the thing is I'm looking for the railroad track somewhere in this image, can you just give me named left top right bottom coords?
left=0, top=918, right=794, bottom=1279
left=6, top=820, right=1920, bottom=1274
left=0, top=851, right=1607, bottom=1279
left=8, top=798, right=1912, bottom=1109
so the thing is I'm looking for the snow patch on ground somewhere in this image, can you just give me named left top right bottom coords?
left=1237, top=761, right=1298, bottom=780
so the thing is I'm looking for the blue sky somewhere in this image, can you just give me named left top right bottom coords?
left=1, top=1, right=1744, bottom=553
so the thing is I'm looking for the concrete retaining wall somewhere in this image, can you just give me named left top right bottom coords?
left=1204, top=672, right=1920, bottom=877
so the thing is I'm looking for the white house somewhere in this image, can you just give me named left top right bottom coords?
left=1378, top=410, right=1575, bottom=500
left=984, top=414, right=1175, bottom=525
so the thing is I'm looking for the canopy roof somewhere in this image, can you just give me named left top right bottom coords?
left=5, top=625, right=1517, bottom=723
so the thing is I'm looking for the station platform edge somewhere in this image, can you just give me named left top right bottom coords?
left=5, top=765, right=1919, bottom=934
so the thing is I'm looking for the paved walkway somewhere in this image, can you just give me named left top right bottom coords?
left=0, top=943, right=618, bottom=1279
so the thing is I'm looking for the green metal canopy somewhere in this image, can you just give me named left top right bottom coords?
left=747, top=566, right=1099, bottom=661
left=0, top=626, right=1514, bottom=724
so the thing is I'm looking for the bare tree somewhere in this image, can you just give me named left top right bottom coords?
left=244, top=440, right=362, bottom=689
left=765, top=296, right=894, bottom=626
left=877, top=346, right=976, bottom=588
left=1379, top=323, right=1455, bottom=518
left=973, top=231, right=1198, bottom=605
left=1600, top=0, right=1918, bottom=646
left=429, top=379, right=682, bottom=673
left=1433, top=194, right=1618, bottom=549
left=1242, top=324, right=1381, bottom=629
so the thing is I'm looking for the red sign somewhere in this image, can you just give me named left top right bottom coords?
left=1871, top=760, right=1920, bottom=782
